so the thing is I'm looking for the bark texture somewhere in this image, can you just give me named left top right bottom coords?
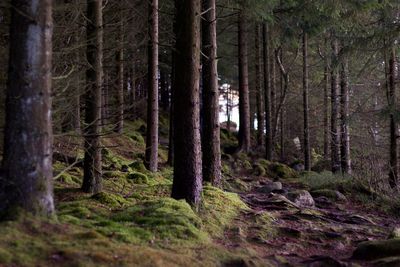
left=302, top=31, right=311, bottom=171
left=388, top=46, right=397, bottom=188
left=255, top=24, right=264, bottom=147
left=237, top=11, right=251, bottom=153
left=340, top=59, right=351, bottom=174
left=171, top=0, right=202, bottom=206
left=82, top=0, right=103, bottom=193
left=145, top=0, right=159, bottom=172
left=263, top=23, right=272, bottom=160
left=115, top=19, right=124, bottom=134
left=1, top=0, right=55, bottom=217
left=201, top=0, right=221, bottom=185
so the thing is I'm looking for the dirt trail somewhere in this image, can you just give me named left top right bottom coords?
left=218, top=177, right=397, bottom=267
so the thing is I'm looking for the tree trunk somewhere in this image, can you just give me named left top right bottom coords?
left=74, top=31, right=82, bottom=133
left=145, top=0, right=159, bottom=172
left=330, top=36, right=341, bottom=173
left=340, top=59, right=351, bottom=174
left=323, top=39, right=330, bottom=160
left=263, top=23, right=272, bottom=160
left=201, top=0, right=221, bottom=185
left=82, top=0, right=103, bottom=193
left=115, top=19, right=124, bottom=134
left=171, top=0, right=202, bottom=206
left=1, top=0, right=55, bottom=217
left=303, top=31, right=311, bottom=171
left=389, top=46, right=397, bottom=188
left=167, top=52, right=175, bottom=166
left=237, top=11, right=251, bottom=153
left=255, top=24, right=264, bottom=147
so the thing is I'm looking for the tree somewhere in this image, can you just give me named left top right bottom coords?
left=388, top=46, right=397, bottom=188
left=145, top=0, right=159, bottom=172
left=201, top=0, right=221, bottom=185
left=302, top=30, right=311, bottom=171
left=330, top=35, right=341, bottom=173
left=171, top=0, right=202, bottom=206
left=237, top=9, right=251, bottom=153
left=82, top=0, right=103, bottom=193
left=263, top=23, right=273, bottom=160
left=340, top=58, right=351, bottom=174
left=115, top=16, right=124, bottom=134
left=255, top=23, right=265, bottom=147
left=0, top=0, right=55, bottom=217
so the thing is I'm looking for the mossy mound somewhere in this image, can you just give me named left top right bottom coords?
left=127, top=172, right=149, bottom=184
left=126, top=131, right=145, bottom=146
left=91, top=192, right=129, bottom=208
left=201, top=185, right=248, bottom=237
left=352, top=239, right=400, bottom=260
left=256, top=160, right=298, bottom=179
left=112, top=198, right=209, bottom=244
left=129, top=160, right=147, bottom=173
left=58, top=173, right=81, bottom=186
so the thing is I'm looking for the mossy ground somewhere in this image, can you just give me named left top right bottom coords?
left=0, top=123, right=268, bottom=266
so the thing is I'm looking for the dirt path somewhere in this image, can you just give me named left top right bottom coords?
left=218, top=177, right=397, bottom=267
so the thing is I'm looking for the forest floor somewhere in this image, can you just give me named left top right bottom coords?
left=0, top=119, right=399, bottom=266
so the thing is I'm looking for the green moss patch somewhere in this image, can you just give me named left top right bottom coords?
left=126, top=172, right=149, bottom=184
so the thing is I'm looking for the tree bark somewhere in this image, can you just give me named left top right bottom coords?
left=330, top=36, right=341, bottom=173
left=237, top=11, right=251, bottom=153
left=263, top=23, right=272, bottom=160
left=255, top=24, right=264, bottom=147
left=323, top=39, right=330, bottom=160
left=201, top=0, right=221, bottom=185
left=145, top=0, right=159, bottom=172
left=388, top=46, right=397, bottom=188
left=115, top=18, right=124, bottom=134
left=303, top=31, right=311, bottom=171
left=1, top=0, right=55, bottom=217
left=82, top=0, right=103, bottom=193
left=171, top=0, right=202, bottom=206
left=340, top=59, right=351, bottom=174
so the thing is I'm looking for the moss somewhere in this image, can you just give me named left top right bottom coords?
left=158, top=147, right=169, bottom=163
left=126, top=172, right=149, bottom=184
left=200, top=185, right=248, bottom=237
left=91, top=192, right=129, bottom=208
left=126, top=131, right=145, bottom=145
left=58, top=173, right=81, bottom=186
left=112, top=198, right=209, bottom=244
left=129, top=160, right=147, bottom=173
left=0, top=247, right=12, bottom=264
left=253, top=164, right=266, bottom=176
left=269, top=163, right=298, bottom=179
left=222, top=164, right=233, bottom=177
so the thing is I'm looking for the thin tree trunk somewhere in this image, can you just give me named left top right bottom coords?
left=82, top=0, right=103, bottom=193
left=1, top=0, right=55, bottom=217
left=323, top=39, right=330, bottom=160
left=115, top=18, right=124, bottom=134
left=238, top=11, right=251, bottom=153
left=255, top=24, right=264, bottom=147
left=171, top=0, right=202, bottom=206
left=271, top=45, right=276, bottom=143
left=263, top=23, right=272, bottom=160
left=330, top=36, right=341, bottom=173
left=303, top=31, right=311, bottom=171
left=74, top=31, right=81, bottom=133
left=340, top=59, right=351, bottom=174
left=389, top=46, right=397, bottom=188
left=145, top=0, right=159, bottom=172
left=201, top=0, right=221, bottom=185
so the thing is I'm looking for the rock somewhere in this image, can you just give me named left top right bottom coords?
left=311, top=189, right=347, bottom=202
left=302, top=256, right=347, bottom=267
left=256, top=182, right=283, bottom=194
left=352, top=239, right=400, bottom=260
left=389, top=228, right=400, bottom=239
left=287, top=190, right=315, bottom=208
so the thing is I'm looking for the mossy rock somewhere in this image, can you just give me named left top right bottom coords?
left=127, top=131, right=145, bottom=145
left=222, top=164, right=233, bottom=176
left=58, top=173, right=81, bottom=185
left=311, top=189, right=347, bottom=202
left=91, top=192, right=128, bottom=208
left=129, top=161, right=147, bottom=173
left=268, top=163, right=298, bottom=179
left=253, top=164, right=266, bottom=176
left=112, top=198, right=209, bottom=243
left=352, top=239, right=400, bottom=260
left=126, top=172, right=149, bottom=184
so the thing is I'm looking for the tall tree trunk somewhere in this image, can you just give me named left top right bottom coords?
left=323, top=39, right=330, bottom=160
left=201, top=0, right=221, bottom=185
left=271, top=47, right=276, bottom=143
left=255, top=24, right=264, bottom=147
left=82, top=0, right=103, bottom=193
left=74, top=31, right=82, bottom=133
left=303, top=31, right=311, bottom=171
left=340, top=59, right=351, bottom=174
left=388, top=46, right=397, bottom=188
left=171, top=0, right=202, bottom=206
left=237, top=11, right=251, bottom=153
left=263, top=23, right=272, bottom=160
left=1, top=0, right=55, bottom=217
left=115, top=18, right=124, bottom=134
left=145, top=0, right=159, bottom=172
left=330, top=36, right=341, bottom=173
